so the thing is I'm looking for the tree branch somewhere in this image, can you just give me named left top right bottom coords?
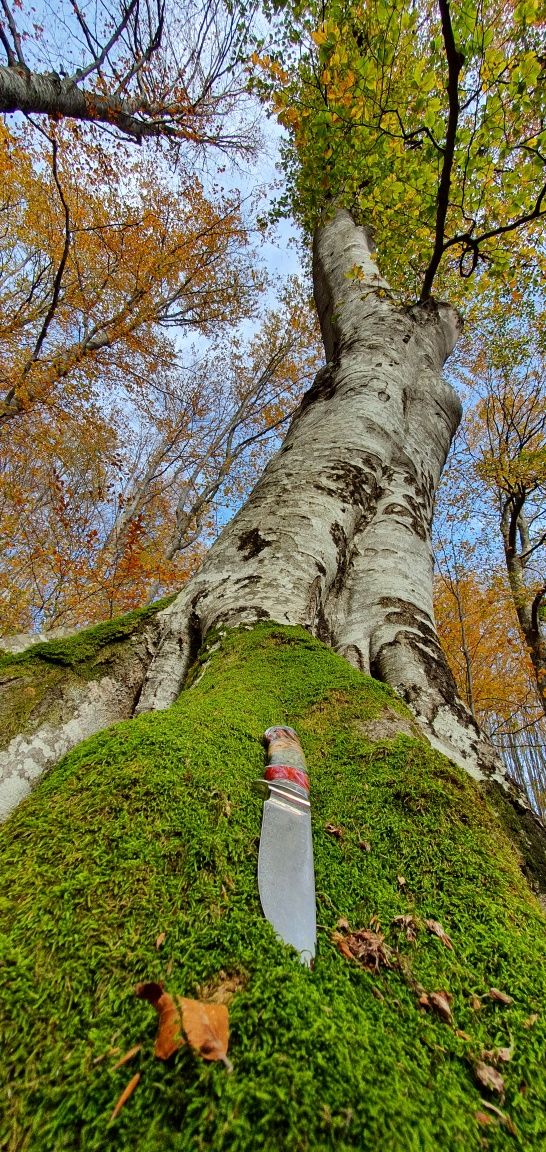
left=419, top=0, right=464, bottom=301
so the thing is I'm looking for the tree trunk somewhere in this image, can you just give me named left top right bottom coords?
left=137, top=211, right=500, bottom=781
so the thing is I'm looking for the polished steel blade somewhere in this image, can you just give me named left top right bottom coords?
left=257, top=787, right=316, bottom=965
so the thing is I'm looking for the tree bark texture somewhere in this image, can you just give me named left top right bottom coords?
left=138, top=211, right=502, bottom=782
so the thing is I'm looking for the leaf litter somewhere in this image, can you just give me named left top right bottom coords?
left=135, top=981, right=232, bottom=1070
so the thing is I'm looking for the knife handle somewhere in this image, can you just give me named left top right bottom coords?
left=263, top=726, right=309, bottom=794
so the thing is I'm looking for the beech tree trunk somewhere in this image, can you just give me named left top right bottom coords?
left=138, top=210, right=501, bottom=781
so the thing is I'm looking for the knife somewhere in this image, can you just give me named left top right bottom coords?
left=253, top=726, right=316, bottom=966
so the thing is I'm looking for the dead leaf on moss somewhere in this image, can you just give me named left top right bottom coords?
left=418, top=991, right=453, bottom=1024
left=359, top=840, right=371, bottom=853
left=489, top=987, right=513, bottom=1005
left=332, top=928, right=394, bottom=971
left=392, top=914, right=419, bottom=941
left=483, top=1046, right=513, bottom=1065
left=155, top=932, right=166, bottom=950
left=198, top=971, right=246, bottom=1005
left=180, top=999, right=232, bottom=1071
left=479, top=1101, right=517, bottom=1135
left=135, top=982, right=232, bottom=1069
left=475, top=1062, right=505, bottom=1094
left=113, top=1045, right=141, bottom=1069
left=110, top=1072, right=140, bottom=1120
left=325, top=823, right=344, bottom=839
left=397, top=875, right=407, bottom=889
left=469, top=995, right=482, bottom=1011
left=475, top=1110, right=495, bottom=1127
left=424, top=919, right=453, bottom=950
left=523, top=1013, right=538, bottom=1028
left=135, top=981, right=184, bottom=1060
left=335, top=917, right=351, bottom=932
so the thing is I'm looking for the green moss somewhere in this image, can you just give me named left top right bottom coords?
left=0, top=595, right=174, bottom=671
left=0, top=596, right=173, bottom=750
left=1, top=622, right=546, bottom=1151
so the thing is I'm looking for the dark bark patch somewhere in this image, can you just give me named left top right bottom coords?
left=298, top=364, right=337, bottom=413
left=315, top=457, right=381, bottom=512
left=237, top=528, right=271, bottom=561
left=329, top=522, right=352, bottom=596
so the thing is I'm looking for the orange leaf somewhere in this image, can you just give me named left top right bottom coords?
left=110, top=1072, right=140, bottom=1120
left=135, top=981, right=184, bottom=1060
left=179, top=998, right=232, bottom=1070
left=155, top=932, right=167, bottom=949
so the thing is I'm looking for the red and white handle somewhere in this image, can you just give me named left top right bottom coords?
left=263, top=726, right=309, bottom=795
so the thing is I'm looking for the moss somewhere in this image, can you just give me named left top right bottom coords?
left=1, top=622, right=546, bottom=1151
left=0, top=596, right=173, bottom=751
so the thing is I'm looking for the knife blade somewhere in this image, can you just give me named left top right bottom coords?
left=253, top=726, right=316, bottom=966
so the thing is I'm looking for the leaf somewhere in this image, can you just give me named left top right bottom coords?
left=332, top=928, right=394, bottom=971
left=155, top=932, right=166, bottom=949
left=475, top=1110, right=495, bottom=1127
left=418, top=991, right=453, bottom=1024
left=325, top=823, right=344, bottom=838
left=110, top=1072, right=140, bottom=1120
left=397, top=875, right=407, bottom=889
left=474, top=1062, right=505, bottom=1094
left=424, top=919, right=453, bottom=949
left=523, top=1012, right=539, bottom=1028
left=358, top=840, right=371, bottom=852
left=179, top=998, right=232, bottom=1070
left=479, top=1100, right=517, bottom=1135
left=489, top=987, right=514, bottom=1005
left=470, top=995, right=483, bottom=1011
left=392, top=914, right=419, bottom=941
left=135, top=981, right=184, bottom=1060
left=112, top=1045, right=141, bottom=1069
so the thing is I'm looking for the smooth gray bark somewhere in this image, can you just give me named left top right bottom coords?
left=138, top=210, right=503, bottom=782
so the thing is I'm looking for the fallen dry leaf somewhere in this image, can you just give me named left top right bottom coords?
left=392, top=914, right=419, bottom=941
left=325, top=823, right=344, bottom=839
left=135, top=982, right=232, bottom=1069
left=359, top=840, right=371, bottom=852
left=424, top=919, right=453, bottom=950
left=110, top=1072, right=140, bottom=1120
left=155, top=932, right=166, bottom=950
left=113, top=1045, right=141, bottom=1069
left=475, top=1110, right=495, bottom=1127
left=198, top=971, right=246, bottom=1005
left=135, top=981, right=184, bottom=1060
left=489, top=988, right=514, bottom=1005
left=479, top=1100, right=517, bottom=1135
left=419, top=991, right=453, bottom=1024
left=483, top=1046, right=513, bottom=1065
left=475, top=1062, right=505, bottom=1095
left=470, top=995, right=482, bottom=1012
left=180, top=998, right=232, bottom=1071
left=397, top=875, right=407, bottom=889
left=335, top=917, right=351, bottom=932
left=523, top=1013, right=538, bottom=1028
left=332, top=928, right=394, bottom=971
